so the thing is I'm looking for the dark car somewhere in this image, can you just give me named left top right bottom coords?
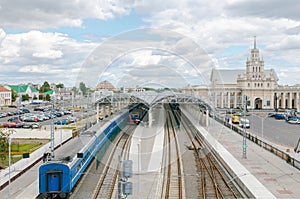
left=22, top=123, right=32, bottom=128
left=54, top=120, right=69, bottom=125
left=7, top=117, right=20, bottom=122
left=274, top=113, right=286, bottom=120
left=21, top=109, right=30, bottom=113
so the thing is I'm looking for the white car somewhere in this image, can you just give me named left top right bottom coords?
left=31, top=123, right=40, bottom=128
left=239, top=118, right=250, bottom=128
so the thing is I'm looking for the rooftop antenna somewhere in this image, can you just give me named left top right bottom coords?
left=254, top=36, right=256, bottom=49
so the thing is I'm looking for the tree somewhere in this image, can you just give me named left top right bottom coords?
left=79, top=82, right=87, bottom=96
left=38, top=94, right=44, bottom=100
left=45, top=94, right=51, bottom=101
left=21, top=94, right=29, bottom=101
left=56, top=83, right=64, bottom=88
left=11, top=89, right=18, bottom=102
left=39, top=81, right=51, bottom=93
left=0, top=130, right=8, bottom=163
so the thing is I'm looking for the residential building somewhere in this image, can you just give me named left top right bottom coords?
left=8, top=85, right=40, bottom=101
left=0, top=86, right=11, bottom=106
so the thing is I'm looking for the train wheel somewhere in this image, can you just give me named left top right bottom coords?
left=59, top=192, right=67, bottom=198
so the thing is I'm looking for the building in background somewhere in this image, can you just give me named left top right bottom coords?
left=95, top=80, right=116, bottom=91
left=0, top=86, right=12, bottom=106
left=8, top=84, right=40, bottom=101
left=183, top=37, right=300, bottom=111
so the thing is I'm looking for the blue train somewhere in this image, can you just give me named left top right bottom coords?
left=37, top=104, right=144, bottom=199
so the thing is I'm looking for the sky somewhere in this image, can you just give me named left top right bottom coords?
left=0, top=0, right=300, bottom=88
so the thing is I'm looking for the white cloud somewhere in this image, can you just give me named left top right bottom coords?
left=130, top=0, right=300, bottom=85
left=0, top=30, right=97, bottom=86
left=1, top=0, right=300, bottom=86
left=32, top=50, right=63, bottom=59
left=0, top=0, right=131, bottom=29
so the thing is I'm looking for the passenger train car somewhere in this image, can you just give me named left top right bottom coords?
left=37, top=103, right=145, bottom=199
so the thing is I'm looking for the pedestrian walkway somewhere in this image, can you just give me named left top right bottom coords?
left=184, top=108, right=300, bottom=199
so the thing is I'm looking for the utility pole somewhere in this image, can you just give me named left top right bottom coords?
left=50, top=99, right=55, bottom=159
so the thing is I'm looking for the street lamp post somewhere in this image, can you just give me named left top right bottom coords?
left=137, top=139, right=141, bottom=199
left=242, top=95, right=247, bottom=159
left=2, top=129, right=16, bottom=197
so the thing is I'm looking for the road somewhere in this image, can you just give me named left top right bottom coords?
left=244, top=114, right=300, bottom=148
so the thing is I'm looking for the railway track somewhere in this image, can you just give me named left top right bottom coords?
left=175, top=109, right=244, bottom=199
left=91, top=125, right=135, bottom=199
left=162, top=105, right=184, bottom=199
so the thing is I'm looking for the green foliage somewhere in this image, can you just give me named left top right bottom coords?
left=11, top=142, right=42, bottom=152
left=0, top=139, right=44, bottom=168
left=21, top=94, right=29, bottom=101
left=39, top=94, right=44, bottom=100
left=11, top=89, right=18, bottom=102
left=39, top=81, right=51, bottom=93
left=33, top=95, right=38, bottom=100
left=79, top=82, right=87, bottom=96
left=45, top=94, right=51, bottom=101
left=56, top=83, right=64, bottom=88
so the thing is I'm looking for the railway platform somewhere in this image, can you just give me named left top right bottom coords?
left=183, top=107, right=300, bottom=199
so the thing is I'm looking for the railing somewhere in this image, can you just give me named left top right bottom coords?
left=214, top=116, right=300, bottom=170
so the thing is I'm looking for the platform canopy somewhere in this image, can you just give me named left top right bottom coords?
left=94, top=90, right=212, bottom=111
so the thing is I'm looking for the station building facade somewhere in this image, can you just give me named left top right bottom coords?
left=184, top=39, right=300, bottom=111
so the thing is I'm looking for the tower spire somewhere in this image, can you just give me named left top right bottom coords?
left=254, top=36, right=256, bottom=49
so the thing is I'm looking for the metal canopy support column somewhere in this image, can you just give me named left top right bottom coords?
left=96, top=103, right=99, bottom=123
left=206, top=109, right=209, bottom=127
left=149, top=106, right=153, bottom=127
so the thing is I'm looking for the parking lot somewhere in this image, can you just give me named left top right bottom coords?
left=0, top=105, right=96, bottom=129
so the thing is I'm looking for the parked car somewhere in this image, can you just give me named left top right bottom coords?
left=232, top=115, right=240, bottom=124
left=31, top=123, right=40, bottom=128
left=22, top=123, right=32, bottom=128
left=54, top=120, right=69, bottom=125
left=21, top=108, right=30, bottom=113
left=287, top=116, right=300, bottom=124
left=7, top=117, right=20, bottom=122
left=274, top=113, right=286, bottom=120
left=268, top=112, right=275, bottom=117
left=239, top=118, right=250, bottom=128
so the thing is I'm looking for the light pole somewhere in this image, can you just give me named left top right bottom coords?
left=2, top=128, right=16, bottom=197
left=242, top=95, right=247, bottom=159
left=137, top=139, right=141, bottom=199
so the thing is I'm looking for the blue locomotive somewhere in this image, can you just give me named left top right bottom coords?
left=37, top=104, right=144, bottom=199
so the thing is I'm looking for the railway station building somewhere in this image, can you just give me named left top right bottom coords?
left=183, top=38, right=300, bottom=111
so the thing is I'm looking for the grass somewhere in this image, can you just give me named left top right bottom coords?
left=11, top=142, right=43, bottom=152
left=0, top=141, right=44, bottom=169
left=0, top=155, right=23, bottom=168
